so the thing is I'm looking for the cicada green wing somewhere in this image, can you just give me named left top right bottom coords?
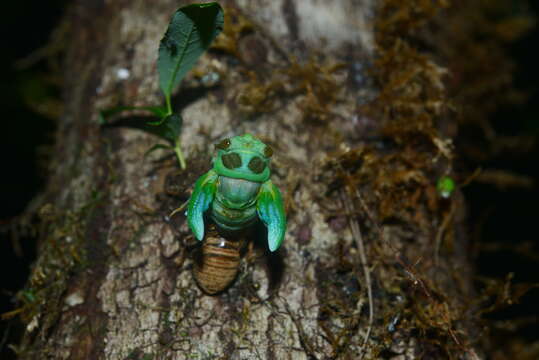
left=187, top=170, right=219, bottom=240
left=256, top=180, right=286, bottom=252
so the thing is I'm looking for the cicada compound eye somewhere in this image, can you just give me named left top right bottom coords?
left=248, top=156, right=266, bottom=174
left=222, top=153, right=242, bottom=169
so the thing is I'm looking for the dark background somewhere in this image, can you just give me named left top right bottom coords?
left=461, top=0, right=539, bottom=350
left=0, top=1, right=63, bottom=356
left=0, top=1, right=537, bottom=358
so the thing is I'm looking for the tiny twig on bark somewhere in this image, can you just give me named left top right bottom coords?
left=434, top=199, right=456, bottom=265
left=283, top=300, right=319, bottom=360
left=341, top=190, right=373, bottom=360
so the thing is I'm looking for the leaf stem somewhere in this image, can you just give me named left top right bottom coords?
left=165, top=95, right=173, bottom=117
left=174, top=139, right=186, bottom=169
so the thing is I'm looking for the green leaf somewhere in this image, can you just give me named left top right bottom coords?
left=144, top=143, right=173, bottom=158
left=143, top=113, right=183, bottom=144
left=101, top=113, right=182, bottom=145
left=158, top=2, right=224, bottom=100
left=98, top=105, right=168, bottom=124
left=22, top=290, right=36, bottom=303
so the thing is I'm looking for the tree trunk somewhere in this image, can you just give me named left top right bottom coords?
left=17, top=0, right=483, bottom=359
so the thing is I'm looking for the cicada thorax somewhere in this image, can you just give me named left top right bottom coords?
left=193, top=224, right=248, bottom=295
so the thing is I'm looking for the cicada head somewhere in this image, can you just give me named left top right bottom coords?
left=213, top=134, right=273, bottom=183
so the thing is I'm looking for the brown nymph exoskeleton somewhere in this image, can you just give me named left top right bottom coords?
left=192, top=224, right=248, bottom=294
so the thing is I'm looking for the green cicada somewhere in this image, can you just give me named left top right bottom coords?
left=187, top=134, right=286, bottom=252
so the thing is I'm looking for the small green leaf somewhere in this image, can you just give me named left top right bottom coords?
left=98, top=105, right=168, bottom=124
left=101, top=113, right=182, bottom=145
left=436, top=176, right=456, bottom=199
left=158, top=2, right=224, bottom=100
left=144, top=143, right=172, bottom=158
left=22, top=290, right=36, bottom=303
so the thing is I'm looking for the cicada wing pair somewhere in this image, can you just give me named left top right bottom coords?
left=256, top=180, right=286, bottom=251
left=187, top=170, right=286, bottom=252
left=186, top=170, right=219, bottom=241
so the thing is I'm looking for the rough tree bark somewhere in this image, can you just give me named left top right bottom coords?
left=17, top=0, right=482, bottom=359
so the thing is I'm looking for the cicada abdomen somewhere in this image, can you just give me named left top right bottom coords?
left=193, top=225, right=246, bottom=294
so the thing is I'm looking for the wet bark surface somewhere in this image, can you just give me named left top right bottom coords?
left=16, top=1, right=483, bottom=359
